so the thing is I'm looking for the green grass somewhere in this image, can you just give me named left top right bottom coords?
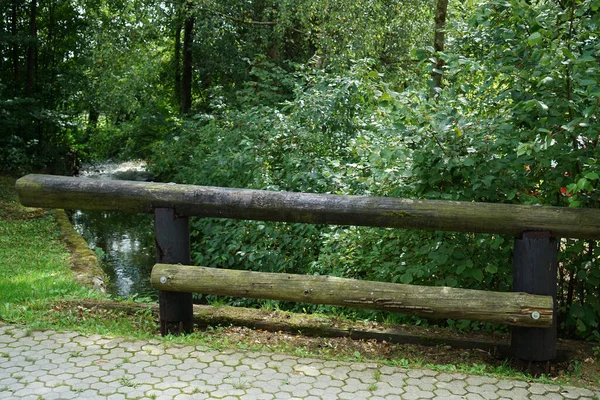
left=0, top=176, right=153, bottom=335
left=0, top=177, right=91, bottom=324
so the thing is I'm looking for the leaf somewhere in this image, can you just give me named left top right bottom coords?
left=482, top=175, right=495, bottom=187
left=430, top=252, right=449, bottom=264
left=537, top=101, right=548, bottom=111
left=576, top=54, right=596, bottom=63
left=585, top=172, right=599, bottom=180
left=455, top=126, right=463, bottom=138
left=485, top=265, right=498, bottom=274
left=527, top=32, right=543, bottom=46
left=471, top=269, right=484, bottom=282
left=379, top=92, right=393, bottom=102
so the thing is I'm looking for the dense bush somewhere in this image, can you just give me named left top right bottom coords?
left=147, top=0, right=600, bottom=340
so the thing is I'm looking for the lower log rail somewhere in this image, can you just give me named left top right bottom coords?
left=151, top=264, right=553, bottom=328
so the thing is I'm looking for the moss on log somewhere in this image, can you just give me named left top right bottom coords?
left=16, top=174, right=600, bottom=239
left=151, top=264, right=553, bottom=328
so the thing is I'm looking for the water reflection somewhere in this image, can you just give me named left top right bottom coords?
left=77, top=160, right=155, bottom=181
left=71, top=161, right=157, bottom=299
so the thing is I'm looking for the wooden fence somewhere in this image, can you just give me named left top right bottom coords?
left=17, top=174, right=600, bottom=362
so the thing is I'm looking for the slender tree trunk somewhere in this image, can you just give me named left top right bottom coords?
left=47, top=0, right=56, bottom=96
left=11, top=0, right=19, bottom=84
left=88, top=108, right=100, bottom=128
left=0, top=3, right=5, bottom=72
left=174, top=22, right=182, bottom=110
left=431, top=0, right=448, bottom=96
left=25, top=0, right=36, bottom=97
left=566, top=268, right=575, bottom=311
left=181, top=3, right=194, bottom=114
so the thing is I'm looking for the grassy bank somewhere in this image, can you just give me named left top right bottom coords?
left=0, top=176, right=84, bottom=315
left=0, top=176, right=155, bottom=335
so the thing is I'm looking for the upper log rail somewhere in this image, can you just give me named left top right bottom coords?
left=16, top=174, right=600, bottom=239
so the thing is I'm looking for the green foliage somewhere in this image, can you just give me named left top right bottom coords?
left=0, top=0, right=91, bottom=173
left=149, top=0, right=600, bottom=338
left=3, top=0, right=599, bottom=339
left=396, top=0, right=600, bottom=339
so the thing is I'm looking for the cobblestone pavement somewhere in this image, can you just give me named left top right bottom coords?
left=0, top=325, right=598, bottom=400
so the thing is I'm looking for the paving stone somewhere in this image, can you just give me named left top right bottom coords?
left=531, top=394, right=565, bottom=400
left=466, top=383, right=500, bottom=399
left=0, top=324, right=597, bottom=400
left=465, top=393, right=486, bottom=400
left=437, top=380, right=468, bottom=396
left=402, top=388, right=435, bottom=399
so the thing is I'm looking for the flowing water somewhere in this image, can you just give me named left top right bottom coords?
left=71, top=161, right=157, bottom=299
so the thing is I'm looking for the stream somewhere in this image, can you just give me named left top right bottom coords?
left=71, top=161, right=157, bottom=300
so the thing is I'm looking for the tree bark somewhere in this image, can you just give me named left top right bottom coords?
left=25, top=0, right=36, bottom=97
left=16, top=174, right=600, bottom=240
left=431, top=0, right=448, bottom=96
left=88, top=108, right=100, bottom=128
left=151, top=264, right=553, bottom=328
left=181, top=3, right=194, bottom=114
left=11, top=0, right=19, bottom=84
left=174, top=21, right=182, bottom=110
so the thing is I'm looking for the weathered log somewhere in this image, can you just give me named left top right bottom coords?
left=151, top=264, right=553, bottom=328
left=16, top=174, right=600, bottom=239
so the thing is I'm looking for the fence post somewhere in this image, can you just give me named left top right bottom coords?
left=154, top=208, right=194, bottom=335
left=511, top=231, right=557, bottom=361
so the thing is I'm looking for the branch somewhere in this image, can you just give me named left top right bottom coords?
left=197, top=7, right=305, bottom=34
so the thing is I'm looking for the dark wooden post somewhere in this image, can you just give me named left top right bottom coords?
left=511, top=231, right=557, bottom=361
left=154, top=208, right=194, bottom=335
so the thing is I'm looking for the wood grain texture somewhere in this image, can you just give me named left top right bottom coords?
left=16, top=174, right=600, bottom=238
left=151, top=264, right=553, bottom=328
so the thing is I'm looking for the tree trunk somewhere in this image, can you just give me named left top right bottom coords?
left=25, top=0, right=36, bottom=97
left=431, top=0, right=448, bottom=96
left=88, top=108, right=100, bottom=128
left=11, top=0, right=19, bottom=84
left=174, top=21, right=182, bottom=110
left=151, top=264, right=553, bottom=328
left=46, top=0, right=56, bottom=95
left=181, top=3, right=194, bottom=114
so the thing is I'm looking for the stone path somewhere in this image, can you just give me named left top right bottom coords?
left=0, top=324, right=598, bottom=400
